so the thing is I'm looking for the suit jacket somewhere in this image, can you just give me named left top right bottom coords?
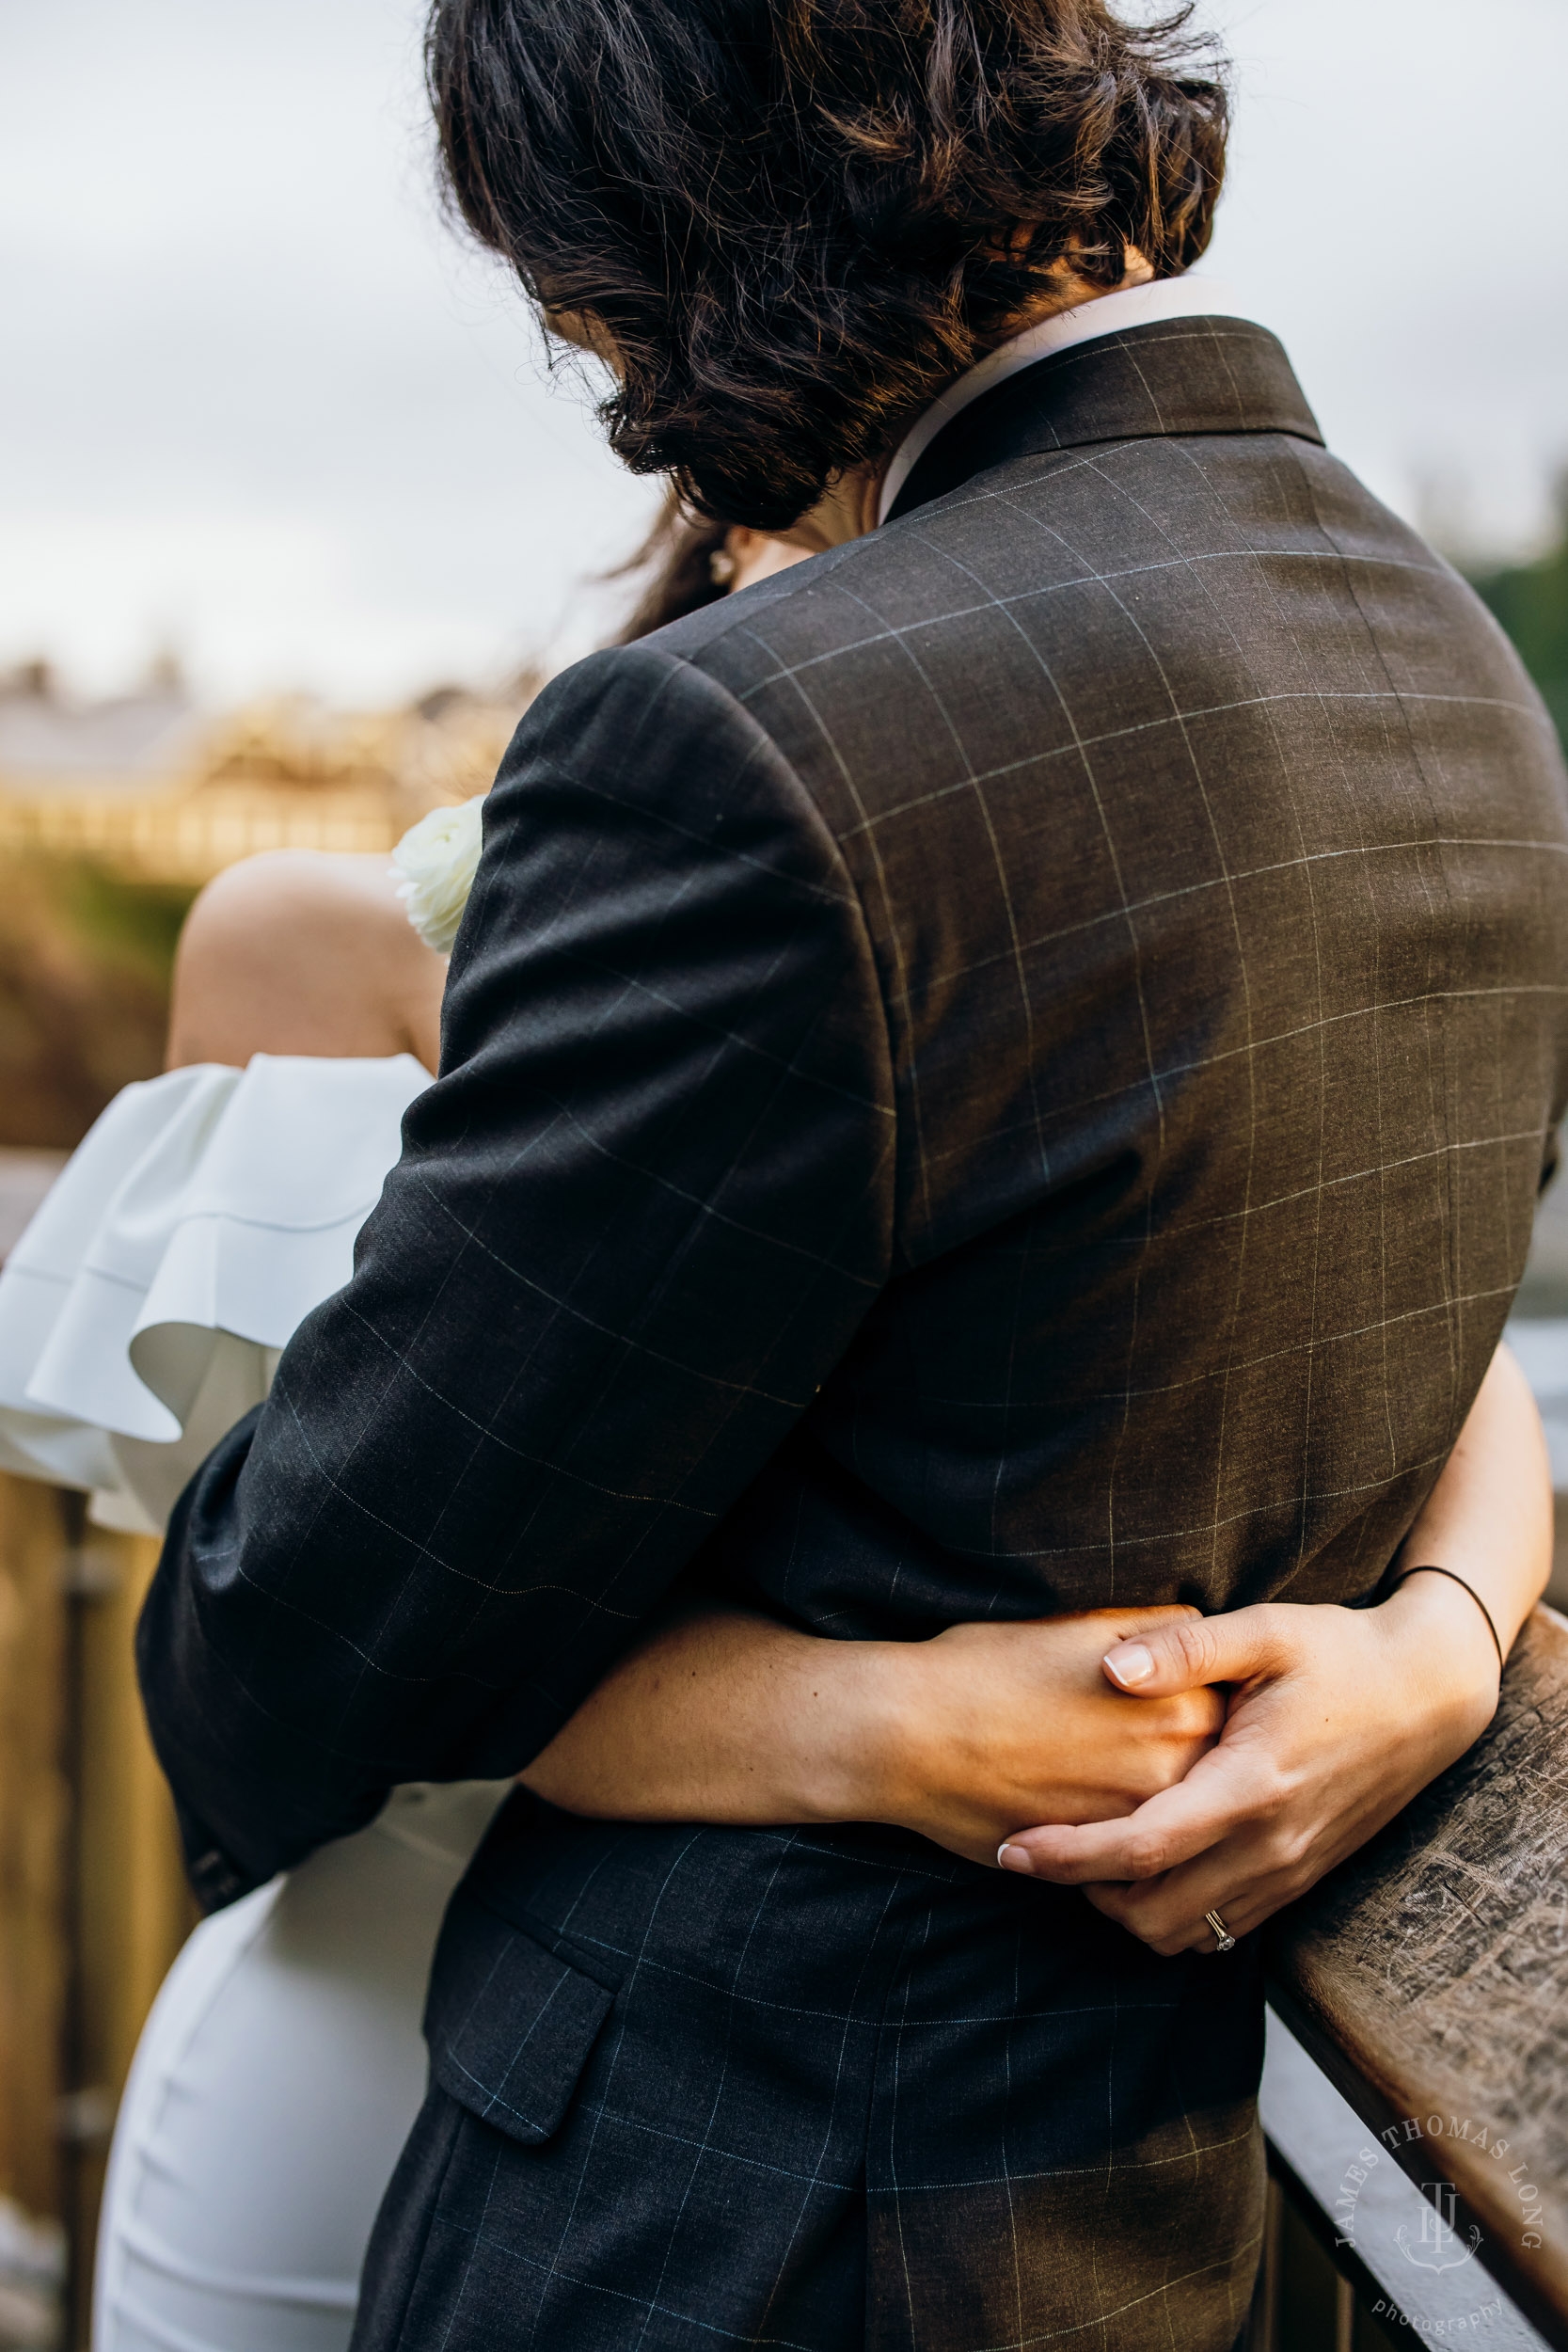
left=140, top=320, right=1568, bottom=2351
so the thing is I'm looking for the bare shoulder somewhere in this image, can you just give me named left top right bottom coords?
left=182, top=848, right=407, bottom=941
left=167, top=850, right=445, bottom=1073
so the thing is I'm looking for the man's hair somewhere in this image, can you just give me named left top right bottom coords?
left=427, top=0, right=1229, bottom=529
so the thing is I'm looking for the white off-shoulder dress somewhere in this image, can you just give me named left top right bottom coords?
left=0, top=1049, right=509, bottom=2352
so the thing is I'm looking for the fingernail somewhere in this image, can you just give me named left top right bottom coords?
left=997, top=1842, right=1032, bottom=1874
left=1105, top=1642, right=1154, bottom=1688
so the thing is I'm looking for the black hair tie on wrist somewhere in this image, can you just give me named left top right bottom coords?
left=1392, top=1564, right=1506, bottom=1675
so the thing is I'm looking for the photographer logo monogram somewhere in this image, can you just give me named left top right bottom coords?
left=1333, top=2111, right=1544, bottom=2272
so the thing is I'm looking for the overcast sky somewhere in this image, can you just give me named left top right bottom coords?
left=3, top=0, right=1564, bottom=705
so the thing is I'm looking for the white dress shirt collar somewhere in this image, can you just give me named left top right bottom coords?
left=877, top=273, right=1250, bottom=525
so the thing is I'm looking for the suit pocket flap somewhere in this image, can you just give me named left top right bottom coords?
left=425, top=1893, right=614, bottom=2147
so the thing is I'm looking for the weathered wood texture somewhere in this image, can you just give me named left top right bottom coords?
left=1269, top=1603, right=1568, bottom=2343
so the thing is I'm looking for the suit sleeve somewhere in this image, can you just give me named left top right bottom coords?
left=136, top=644, right=895, bottom=1903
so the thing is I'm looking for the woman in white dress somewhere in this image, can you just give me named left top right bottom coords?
left=0, top=504, right=1553, bottom=2348
left=0, top=841, right=498, bottom=2352
left=0, top=515, right=804, bottom=2352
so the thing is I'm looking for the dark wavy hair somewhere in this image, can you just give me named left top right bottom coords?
left=427, top=0, right=1229, bottom=529
left=612, top=493, right=734, bottom=642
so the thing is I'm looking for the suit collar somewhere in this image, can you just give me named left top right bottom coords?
left=877, top=275, right=1249, bottom=520
left=883, top=317, right=1324, bottom=526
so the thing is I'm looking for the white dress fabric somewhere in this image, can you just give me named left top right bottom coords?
left=95, top=1780, right=507, bottom=2352
left=0, top=1055, right=510, bottom=2352
left=0, top=1053, right=430, bottom=1533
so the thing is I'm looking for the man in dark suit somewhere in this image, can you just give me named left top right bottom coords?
left=138, top=0, right=1568, bottom=2343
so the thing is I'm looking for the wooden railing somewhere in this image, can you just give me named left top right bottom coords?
left=1257, top=1603, right=1568, bottom=2349
left=0, top=1476, right=193, bottom=2351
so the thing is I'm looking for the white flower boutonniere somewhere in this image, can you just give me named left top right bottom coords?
left=390, top=794, right=486, bottom=955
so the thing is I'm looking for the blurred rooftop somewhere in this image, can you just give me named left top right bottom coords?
left=0, top=660, right=203, bottom=785
left=0, top=661, right=539, bottom=884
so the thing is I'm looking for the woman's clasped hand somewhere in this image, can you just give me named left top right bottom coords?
left=994, top=1574, right=1502, bottom=1954
left=858, top=1606, right=1229, bottom=1857
left=994, top=1340, right=1546, bottom=1953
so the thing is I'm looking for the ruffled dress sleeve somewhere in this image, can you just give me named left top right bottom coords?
left=0, top=1053, right=429, bottom=1534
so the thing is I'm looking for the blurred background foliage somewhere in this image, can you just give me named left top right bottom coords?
left=0, top=861, right=196, bottom=1151
left=1471, top=490, right=1568, bottom=755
